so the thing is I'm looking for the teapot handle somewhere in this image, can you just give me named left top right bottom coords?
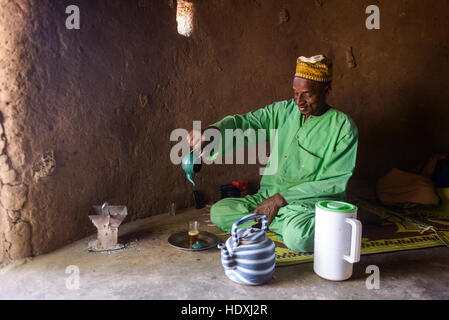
left=231, top=213, right=267, bottom=247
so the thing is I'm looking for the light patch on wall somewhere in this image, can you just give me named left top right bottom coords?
left=176, top=0, right=194, bottom=37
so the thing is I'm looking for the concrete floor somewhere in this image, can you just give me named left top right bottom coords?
left=0, top=206, right=448, bottom=300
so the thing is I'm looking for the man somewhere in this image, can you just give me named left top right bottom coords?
left=188, top=55, right=358, bottom=252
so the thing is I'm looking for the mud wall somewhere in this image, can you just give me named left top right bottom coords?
left=1, top=0, right=448, bottom=262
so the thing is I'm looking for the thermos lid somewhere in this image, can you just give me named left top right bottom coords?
left=316, top=200, right=357, bottom=213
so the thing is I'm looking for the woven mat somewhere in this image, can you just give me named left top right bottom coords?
left=272, top=198, right=449, bottom=266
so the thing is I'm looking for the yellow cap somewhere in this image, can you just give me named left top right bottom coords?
left=295, top=55, right=332, bottom=82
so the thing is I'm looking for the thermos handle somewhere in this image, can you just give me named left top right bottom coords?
left=343, top=218, right=362, bottom=264
left=231, top=213, right=267, bottom=247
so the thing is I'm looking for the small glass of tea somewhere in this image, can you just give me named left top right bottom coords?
left=188, top=221, right=199, bottom=247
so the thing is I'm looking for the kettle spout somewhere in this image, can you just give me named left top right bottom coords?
left=217, top=243, right=236, bottom=270
left=217, top=243, right=227, bottom=254
left=186, top=173, right=196, bottom=186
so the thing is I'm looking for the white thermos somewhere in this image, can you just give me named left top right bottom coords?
left=313, top=201, right=362, bottom=281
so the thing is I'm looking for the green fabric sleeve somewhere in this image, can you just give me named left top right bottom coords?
left=211, top=101, right=286, bottom=133
left=205, top=101, right=289, bottom=160
left=279, top=120, right=359, bottom=204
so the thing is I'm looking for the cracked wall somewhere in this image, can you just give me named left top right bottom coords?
left=0, top=0, right=192, bottom=263
left=0, top=0, right=33, bottom=261
left=1, top=0, right=449, bottom=262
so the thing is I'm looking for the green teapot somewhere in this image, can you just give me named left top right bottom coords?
left=181, top=151, right=202, bottom=186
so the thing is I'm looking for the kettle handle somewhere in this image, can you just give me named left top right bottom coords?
left=231, top=213, right=267, bottom=247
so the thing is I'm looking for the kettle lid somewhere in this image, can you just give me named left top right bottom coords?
left=236, top=227, right=265, bottom=243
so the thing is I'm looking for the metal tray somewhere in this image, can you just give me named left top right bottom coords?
left=168, top=231, right=220, bottom=251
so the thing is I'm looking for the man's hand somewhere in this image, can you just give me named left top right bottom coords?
left=187, top=126, right=219, bottom=154
left=254, top=193, right=287, bottom=226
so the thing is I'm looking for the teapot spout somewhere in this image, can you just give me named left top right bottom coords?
left=218, top=243, right=236, bottom=270
left=186, top=173, right=196, bottom=186
left=217, top=243, right=227, bottom=254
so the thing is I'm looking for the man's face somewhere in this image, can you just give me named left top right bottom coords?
left=292, top=77, right=329, bottom=117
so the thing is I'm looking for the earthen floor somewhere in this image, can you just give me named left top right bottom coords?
left=1, top=207, right=448, bottom=299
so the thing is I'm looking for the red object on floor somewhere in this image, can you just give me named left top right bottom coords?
left=232, top=180, right=248, bottom=197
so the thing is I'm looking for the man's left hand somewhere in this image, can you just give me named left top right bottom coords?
left=254, top=193, right=287, bottom=226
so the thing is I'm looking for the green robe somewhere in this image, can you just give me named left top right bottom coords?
left=209, top=99, right=358, bottom=252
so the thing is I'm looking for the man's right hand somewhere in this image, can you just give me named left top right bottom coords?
left=187, top=126, right=219, bottom=153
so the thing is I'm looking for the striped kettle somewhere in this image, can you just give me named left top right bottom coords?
left=217, top=213, right=275, bottom=285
